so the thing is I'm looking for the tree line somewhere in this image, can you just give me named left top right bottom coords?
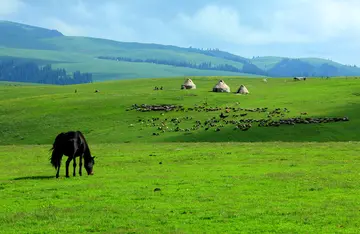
left=98, top=55, right=354, bottom=77
left=97, top=56, right=266, bottom=76
left=0, top=59, right=92, bottom=85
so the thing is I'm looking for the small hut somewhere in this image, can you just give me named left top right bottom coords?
left=181, top=78, right=197, bottom=89
left=212, top=80, right=230, bottom=93
left=236, top=85, right=249, bottom=94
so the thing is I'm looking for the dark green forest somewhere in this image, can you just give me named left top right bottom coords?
left=0, top=59, right=92, bottom=85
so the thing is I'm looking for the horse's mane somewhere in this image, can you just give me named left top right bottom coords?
left=76, top=131, right=88, bottom=146
left=76, top=131, right=92, bottom=156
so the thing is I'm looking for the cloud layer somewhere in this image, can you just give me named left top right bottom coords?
left=1, top=0, right=360, bottom=64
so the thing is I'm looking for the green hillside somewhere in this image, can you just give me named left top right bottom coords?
left=1, top=21, right=360, bottom=82
left=0, top=76, right=358, bottom=145
left=0, top=46, right=256, bottom=81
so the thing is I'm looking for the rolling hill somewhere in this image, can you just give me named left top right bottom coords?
left=1, top=20, right=360, bottom=82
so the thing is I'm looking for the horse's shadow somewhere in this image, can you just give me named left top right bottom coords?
left=12, top=175, right=55, bottom=181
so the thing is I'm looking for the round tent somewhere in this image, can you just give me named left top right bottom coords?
left=181, top=78, right=197, bottom=89
left=236, top=84, right=249, bottom=94
left=212, top=80, right=230, bottom=93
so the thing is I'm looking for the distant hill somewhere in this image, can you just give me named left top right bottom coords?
left=251, top=56, right=360, bottom=77
left=0, top=20, right=360, bottom=82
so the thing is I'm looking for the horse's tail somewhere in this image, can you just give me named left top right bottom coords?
left=50, top=149, right=60, bottom=169
left=49, top=133, right=64, bottom=169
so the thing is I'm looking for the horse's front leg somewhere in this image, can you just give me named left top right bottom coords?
left=65, top=157, right=72, bottom=178
left=73, top=157, right=77, bottom=177
left=79, top=154, right=83, bottom=176
left=56, top=163, right=61, bottom=178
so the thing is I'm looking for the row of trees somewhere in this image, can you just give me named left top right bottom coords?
left=97, top=56, right=266, bottom=75
left=98, top=56, right=346, bottom=77
left=0, top=60, right=92, bottom=85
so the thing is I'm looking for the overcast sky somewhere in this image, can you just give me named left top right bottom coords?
left=1, top=0, right=360, bottom=65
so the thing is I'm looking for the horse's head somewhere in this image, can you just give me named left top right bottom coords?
left=84, top=156, right=95, bottom=175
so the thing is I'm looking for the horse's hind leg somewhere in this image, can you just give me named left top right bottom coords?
left=65, top=157, right=72, bottom=178
left=73, top=157, right=77, bottom=176
left=55, top=155, right=63, bottom=178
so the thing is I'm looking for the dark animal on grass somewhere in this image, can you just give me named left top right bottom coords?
left=50, top=131, right=95, bottom=178
left=293, top=77, right=307, bottom=81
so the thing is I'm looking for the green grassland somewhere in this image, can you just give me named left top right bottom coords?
left=0, top=76, right=359, bottom=145
left=1, top=77, right=360, bottom=233
left=1, top=142, right=360, bottom=233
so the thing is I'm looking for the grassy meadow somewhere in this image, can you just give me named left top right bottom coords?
left=1, top=76, right=360, bottom=233
left=0, top=76, right=359, bottom=145
left=1, top=142, right=360, bottom=233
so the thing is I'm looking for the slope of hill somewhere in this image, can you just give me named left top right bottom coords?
left=0, top=77, right=358, bottom=145
left=0, top=20, right=63, bottom=50
left=1, top=20, right=360, bottom=82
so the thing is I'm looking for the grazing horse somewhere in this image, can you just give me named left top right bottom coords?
left=50, top=131, right=95, bottom=178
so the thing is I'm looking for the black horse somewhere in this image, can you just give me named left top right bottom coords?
left=50, top=131, right=95, bottom=178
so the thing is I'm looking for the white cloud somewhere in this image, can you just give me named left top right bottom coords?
left=0, top=0, right=24, bottom=16
left=272, top=0, right=360, bottom=40
left=71, top=0, right=93, bottom=20
left=175, top=4, right=311, bottom=45
left=175, top=0, right=360, bottom=45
